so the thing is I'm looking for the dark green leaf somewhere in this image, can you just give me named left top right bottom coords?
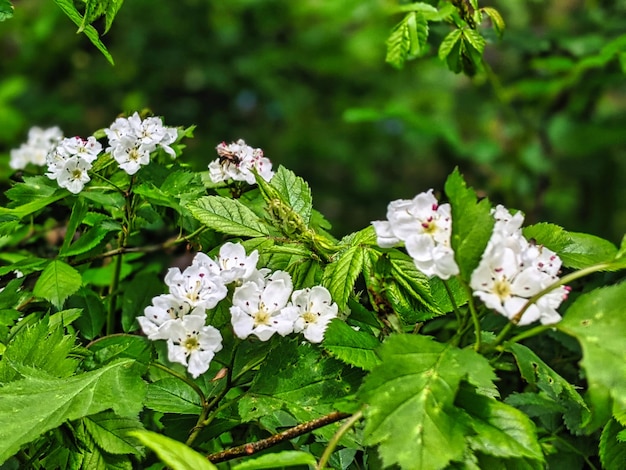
left=0, top=359, right=145, bottom=464
left=60, top=198, right=88, bottom=255
left=145, top=378, right=203, bottom=414
left=33, top=260, right=82, bottom=309
left=600, top=418, right=626, bottom=470
left=130, top=430, right=218, bottom=470
left=68, top=287, right=106, bottom=340
left=121, top=272, right=163, bottom=332
left=88, top=334, right=153, bottom=367
left=323, top=319, right=381, bottom=370
left=188, top=196, right=271, bottom=237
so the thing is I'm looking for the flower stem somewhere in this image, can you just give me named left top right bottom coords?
left=316, top=409, right=363, bottom=470
left=463, top=283, right=482, bottom=351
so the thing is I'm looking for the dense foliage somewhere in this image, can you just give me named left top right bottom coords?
left=1, top=1, right=625, bottom=470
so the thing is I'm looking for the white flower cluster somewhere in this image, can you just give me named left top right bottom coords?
left=373, top=193, right=569, bottom=326
left=470, top=205, right=570, bottom=325
left=372, top=189, right=459, bottom=279
left=104, top=112, right=178, bottom=175
left=10, top=126, right=63, bottom=170
left=45, top=136, right=102, bottom=194
left=137, top=242, right=338, bottom=378
left=208, top=139, right=274, bottom=184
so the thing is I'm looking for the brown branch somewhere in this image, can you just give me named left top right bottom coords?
left=206, top=411, right=351, bottom=464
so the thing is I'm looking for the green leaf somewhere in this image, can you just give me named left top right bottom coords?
left=68, top=287, right=106, bottom=340
left=444, top=168, right=494, bottom=281
left=386, top=12, right=429, bottom=69
left=322, top=245, right=364, bottom=311
left=188, top=196, right=271, bottom=237
left=507, top=343, right=590, bottom=432
left=61, top=222, right=119, bottom=258
left=88, top=334, right=153, bottom=367
left=0, top=359, right=146, bottom=464
left=130, top=430, right=217, bottom=470
left=323, top=319, right=381, bottom=370
left=0, top=0, right=13, bottom=21
left=0, top=319, right=78, bottom=383
left=270, top=166, right=313, bottom=226
left=558, top=232, right=618, bottom=269
left=103, top=0, right=125, bottom=33
left=60, top=198, right=89, bottom=254
left=558, top=283, right=626, bottom=429
left=455, top=386, right=544, bottom=461
left=84, top=411, right=144, bottom=456
left=52, top=0, right=114, bottom=65
left=600, top=418, right=626, bottom=470
left=145, top=378, right=203, bottom=414
left=482, top=6, right=505, bottom=37
left=522, top=222, right=571, bottom=253
left=359, top=334, right=496, bottom=469
left=0, top=192, right=66, bottom=219
left=33, top=260, right=82, bottom=309
left=4, top=175, right=57, bottom=205
left=232, top=450, right=317, bottom=470
left=439, top=29, right=462, bottom=60
left=121, top=272, right=163, bottom=332
left=462, top=29, right=486, bottom=55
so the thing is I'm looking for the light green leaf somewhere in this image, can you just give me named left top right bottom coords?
left=188, top=196, right=270, bottom=237
left=4, top=175, right=57, bottom=205
left=0, top=359, right=146, bottom=464
left=145, top=378, right=203, bottom=414
left=522, top=222, right=571, bottom=253
left=359, top=335, right=479, bottom=469
left=322, top=245, right=364, bottom=310
left=61, top=222, right=119, bottom=257
left=482, top=6, right=505, bottom=37
left=386, top=12, right=429, bottom=69
left=232, top=450, right=317, bottom=470
left=600, top=418, right=626, bottom=470
left=33, top=260, right=82, bottom=309
left=558, top=232, right=618, bottom=269
left=52, top=0, right=114, bottom=65
left=558, top=283, right=626, bottom=429
left=323, top=319, right=381, bottom=370
left=507, top=343, right=590, bottom=432
left=439, top=29, right=462, bottom=60
left=84, top=411, right=144, bottom=456
left=444, top=168, right=494, bottom=281
left=269, top=166, right=313, bottom=225
left=462, top=29, right=486, bottom=54
left=130, top=430, right=217, bottom=470
left=456, top=386, right=544, bottom=461
left=0, top=193, right=66, bottom=219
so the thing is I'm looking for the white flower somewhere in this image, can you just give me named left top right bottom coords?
left=137, top=293, right=205, bottom=340
left=10, top=126, right=63, bottom=169
left=216, top=242, right=260, bottom=284
left=373, top=189, right=459, bottom=279
left=104, top=112, right=178, bottom=174
left=283, top=286, right=338, bottom=343
left=208, top=139, right=274, bottom=184
left=161, top=315, right=223, bottom=378
left=56, top=157, right=92, bottom=194
left=230, top=270, right=294, bottom=340
left=471, top=206, right=568, bottom=325
left=164, top=264, right=227, bottom=310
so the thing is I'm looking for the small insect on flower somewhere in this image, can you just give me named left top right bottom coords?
left=216, top=143, right=242, bottom=166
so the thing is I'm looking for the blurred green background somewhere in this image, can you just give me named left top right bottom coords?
left=1, top=0, right=625, bottom=243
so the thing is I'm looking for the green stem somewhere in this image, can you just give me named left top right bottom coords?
left=106, top=248, right=123, bottom=335
left=506, top=324, right=553, bottom=346
left=462, top=282, right=482, bottom=351
left=442, top=279, right=462, bottom=328
left=316, top=409, right=363, bottom=470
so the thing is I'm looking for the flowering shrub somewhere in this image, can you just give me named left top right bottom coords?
left=0, top=111, right=624, bottom=470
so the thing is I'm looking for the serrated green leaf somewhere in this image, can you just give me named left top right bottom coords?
left=0, top=359, right=145, bottom=464
left=52, top=0, right=114, bottom=65
left=188, top=196, right=270, bottom=237
left=0, top=319, right=78, bottom=383
left=323, top=319, right=381, bottom=370
left=33, top=260, right=82, bottom=309
left=523, top=223, right=571, bottom=253
left=0, top=192, right=66, bottom=219
left=62, top=223, right=119, bottom=258
left=84, top=411, right=144, bottom=456
left=131, top=430, right=217, bottom=470
left=445, top=168, right=494, bottom=281
left=455, top=386, right=544, bottom=461
left=505, top=392, right=567, bottom=417
left=439, top=29, right=462, bottom=60
left=88, top=334, right=153, bottom=367
left=359, top=335, right=494, bottom=469
left=507, top=343, right=590, bottom=432
left=72, top=423, right=134, bottom=470
left=558, top=283, right=626, bottom=430
left=322, top=245, right=364, bottom=310
left=5, top=175, right=57, bottom=205
left=600, top=418, right=626, bottom=470
left=386, top=12, right=429, bottom=69
left=269, top=166, right=313, bottom=225
left=482, top=6, right=505, bottom=37
left=462, top=29, right=486, bottom=54
left=232, top=450, right=317, bottom=470
left=104, top=0, right=124, bottom=33
left=145, top=378, right=203, bottom=414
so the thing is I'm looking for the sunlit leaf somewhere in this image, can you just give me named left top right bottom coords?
left=188, top=196, right=271, bottom=237
left=130, top=430, right=217, bottom=470
left=269, top=166, right=313, bottom=225
left=84, top=411, right=144, bottom=456
left=33, top=260, right=82, bottom=309
left=322, top=245, right=364, bottom=310
left=323, top=319, right=381, bottom=371
left=232, top=450, right=317, bottom=470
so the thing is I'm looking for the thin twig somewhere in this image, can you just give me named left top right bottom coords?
left=316, top=409, right=363, bottom=470
left=206, top=411, right=351, bottom=463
